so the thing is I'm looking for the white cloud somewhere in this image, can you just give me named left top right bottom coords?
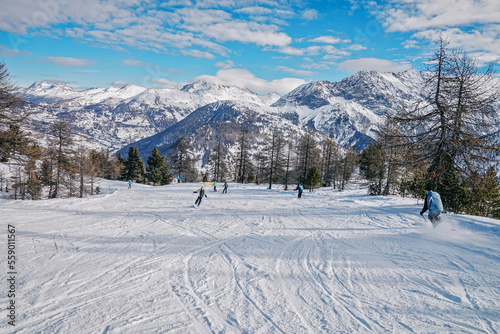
left=302, top=9, right=318, bottom=21
left=0, top=1, right=295, bottom=58
left=180, top=49, right=216, bottom=59
left=46, top=56, right=95, bottom=67
left=234, top=6, right=273, bottom=16
left=192, top=68, right=306, bottom=94
left=310, top=36, right=351, bottom=44
left=198, top=21, right=292, bottom=47
left=338, top=58, right=412, bottom=73
left=121, top=59, right=153, bottom=67
left=0, top=45, right=32, bottom=58
left=410, top=26, right=500, bottom=64
left=347, top=44, right=367, bottom=51
left=277, top=66, right=315, bottom=76
left=216, top=60, right=234, bottom=69
left=148, top=77, right=185, bottom=88
left=377, top=0, right=500, bottom=32
left=111, top=80, right=129, bottom=87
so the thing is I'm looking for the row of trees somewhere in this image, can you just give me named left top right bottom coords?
left=204, top=128, right=357, bottom=191
left=118, top=127, right=358, bottom=194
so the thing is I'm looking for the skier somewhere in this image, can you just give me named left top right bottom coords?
left=222, top=182, right=228, bottom=194
left=213, top=181, right=217, bottom=192
left=128, top=180, right=132, bottom=189
left=420, top=184, right=443, bottom=226
left=295, top=184, right=304, bottom=199
left=177, top=175, right=180, bottom=183
left=194, top=186, right=208, bottom=207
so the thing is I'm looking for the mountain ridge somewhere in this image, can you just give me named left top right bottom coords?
left=14, top=69, right=435, bottom=166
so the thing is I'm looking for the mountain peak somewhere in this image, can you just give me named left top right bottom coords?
left=181, top=80, right=218, bottom=93
left=27, top=81, right=75, bottom=92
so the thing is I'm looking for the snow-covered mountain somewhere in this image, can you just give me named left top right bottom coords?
left=119, top=69, right=428, bottom=165
left=15, top=69, right=431, bottom=159
left=272, top=69, right=426, bottom=149
left=17, top=80, right=280, bottom=151
left=117, top=99, right=317, bottom=168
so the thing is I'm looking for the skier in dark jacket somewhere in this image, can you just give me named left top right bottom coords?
left=194, top=186, right=207, bottom=206
left=420, top=184, right=443, bottom=225
left=295, top=184, right=304, bottom=199
left=222, top=182, right=228, bottom=194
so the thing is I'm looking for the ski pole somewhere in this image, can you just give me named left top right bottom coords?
left=206, top=196, right=214, bottom=207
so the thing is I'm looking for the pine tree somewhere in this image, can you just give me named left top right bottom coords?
left=482, top=167, right=500, bottom=218
left=146, top=147, right=173, bottom=185
left=123, top=147, right=145, bottom=183
left=305, top=166, right=321, bottom=191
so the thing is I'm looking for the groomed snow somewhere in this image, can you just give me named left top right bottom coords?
left=1, top=182, right=499, bottom=333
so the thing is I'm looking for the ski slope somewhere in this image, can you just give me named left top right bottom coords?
left=1, top=181, right=499, bottom=333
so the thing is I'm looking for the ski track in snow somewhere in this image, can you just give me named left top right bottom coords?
left=1, top=181, right=499, bottom=333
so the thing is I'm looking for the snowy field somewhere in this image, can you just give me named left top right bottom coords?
left=1, top=181, right=499, bottom=333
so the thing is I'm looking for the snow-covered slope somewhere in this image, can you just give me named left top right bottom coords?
left=1, top=181, right=498, bottom=333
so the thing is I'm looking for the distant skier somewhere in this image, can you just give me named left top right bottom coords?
left=295, top=184, right=304, bottom=199
left=177, top=175, right=180, bottom=183
left=420, top=184, right=443, bottom=226
left=222, top=182, right=228, bottom=194
left=213, top=181, right=217, bottom=192
left=194, top=186, right=208, bottom=207
left=128, top=180, right=132, bottom=189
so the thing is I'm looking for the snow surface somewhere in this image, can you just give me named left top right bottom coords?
left=1, top=182, right=499, bottom=333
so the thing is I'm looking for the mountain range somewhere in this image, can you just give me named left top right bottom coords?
left=16, top=69, right=430, bottom=167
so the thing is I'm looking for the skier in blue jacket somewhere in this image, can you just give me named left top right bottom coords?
left=295, top=184, right=304, bottom=199
left=420, top=184, right=443, bottom=225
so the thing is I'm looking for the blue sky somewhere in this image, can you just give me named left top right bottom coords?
left=1, top=0, right=499, bottom=94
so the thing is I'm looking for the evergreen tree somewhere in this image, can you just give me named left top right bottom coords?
left=123, top=147, right=145, bottom=183
left=305, top=166, right=321, bottom=191
left=146, top=147, right=173, bottom=185
left=482, top=167, right=500, bottom=218
left=117, top=153, right=127, bottom=180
